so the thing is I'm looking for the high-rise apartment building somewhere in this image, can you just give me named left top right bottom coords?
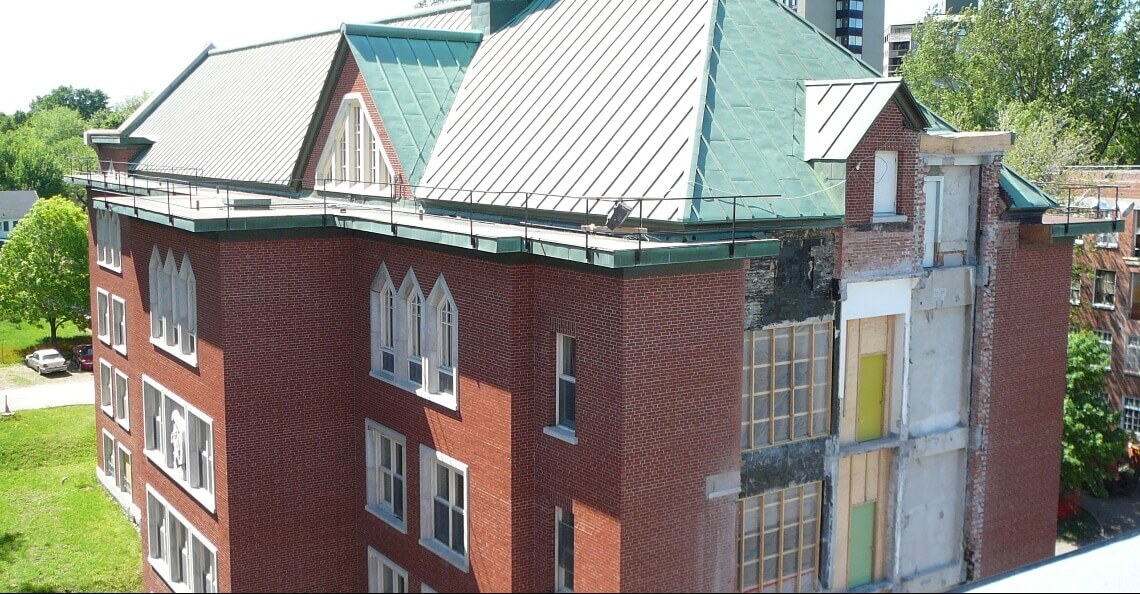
left=782, top=0, right=885, bottom=74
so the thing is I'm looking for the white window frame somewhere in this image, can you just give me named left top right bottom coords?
left=367, top=547, right=408, bottom=593
left=145, top=486, right=219, bottom=594
left=1094, top=269, right=1117, bottom=310
left=1123, top=396, right=1140, bottom=436
left=371, top=264, right=397, bottom=378
left=150, top=247, right=198, bottom=366
left=426, top=275, right=458, bottom=405
left=97, top=288, right=111, bottom=345
left=114, top=368, right=130, bottom=431
left=1071, top=274, right=1082, bottom=306
left=365, top=419, right=407, bottom=533
left=1094, top=330, right=1114, bottom=372
left=419, top=445, right=470, bottom=572
left=555, top=507, right=575, bottom=593
left=96, top=209, right=122, bottom=272
left=371, top=268, right=459, bottom=411
left=99, top=358, right=114, bottom=417
left=116, top=442, right=133, bottom=499
left=315, top=93, right=395, bottom=197
left=1096, top=230, right=1119, bottom=249
left=872, top=150, right=901, bottom=221
left=1127, top=336, right=1140, bottom=377
left=545, top=334, right=579, bottom=445
left=141, top=375, right=216, bottom=512
left=421, top=585, right=437, bottom=594
left=102, top=429, right=116, bottom=479
left=112, top=295, right=127, bottom=355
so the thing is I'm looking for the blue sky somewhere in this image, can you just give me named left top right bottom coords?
left=0, top=0, right=937, bottom=114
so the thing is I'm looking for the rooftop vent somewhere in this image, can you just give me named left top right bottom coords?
left=229, top=197, right=272, bottom=209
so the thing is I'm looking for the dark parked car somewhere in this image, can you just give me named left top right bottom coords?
left=72, top=344, right=93, bottom=372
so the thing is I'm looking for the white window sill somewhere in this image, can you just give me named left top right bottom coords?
left=113, top=344, right=127, bottom=357
left=98, top=334, right=111, bottom=346
left=1096, top=244, right=1119, bottom=250
left=96, top=470, right=138, bottom=520
left=419, top=537, right=469, bottom=573
left=150, top=337, right=198, bottom=367
left=365, top=503, right=408, bottom=534
left=871, top=214, right=907, bottom=224
left=369, top=370, right=458, bottom=411
left=543, top=425, right=578, bottom=445
left=148, top=557, right=191, bottom=594
left=1070, top=300, right=1081, bottom=306
left=1092, top=303, right=1116, bottom=311
left=116, top=415, right=130, bottom=433
left=97, top=261, right=122, bottom=274
left=101, top=404, right=114, bottom=419
left=144, top=449, right=216, bottom=513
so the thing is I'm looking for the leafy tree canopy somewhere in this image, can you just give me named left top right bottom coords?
left=0, top=196, right=91, bottom=341
left=0, top=107, right=94, bottom=198
left=1062, top=331, right=1131, bottom=496
left=89, top=93, right=149, bottom=131
left=902, top=0, right=1140, bottom=170
left=29, top=86, right=109, bottom=121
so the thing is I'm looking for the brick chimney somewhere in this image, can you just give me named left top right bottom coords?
left=471, top=0, right=532, bottom=35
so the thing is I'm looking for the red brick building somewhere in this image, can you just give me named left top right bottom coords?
left=1067, top=167, right=1140, bottom=436
left=74, top=1, right=1102, bottom=592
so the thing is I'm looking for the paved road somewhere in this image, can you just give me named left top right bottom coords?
left=1, top=375, right=94, bottom=411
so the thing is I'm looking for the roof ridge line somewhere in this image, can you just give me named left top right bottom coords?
left=378, top=1, right=471, bottom=23
left=341, top=23, right=483, bottom=43
left=209, top=29, right=339, bottom=56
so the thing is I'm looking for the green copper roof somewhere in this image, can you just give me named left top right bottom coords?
left=689, top=0, right=879, bottom=223
left=1000, top=166, right=1058, bottom=212
left=343, top=24, right=481, bottom=186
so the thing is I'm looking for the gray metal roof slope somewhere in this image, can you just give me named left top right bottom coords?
left=131, top=32, right=340, bottom=185
left=381, top=2, right=472, bottom=30
left=417, top=0, right=713, bottom=222
left=344, top=24, right=481, bottom=186
left=804, top=79, right=905, bottom=161
left=0, top=191, right=39, bottom=219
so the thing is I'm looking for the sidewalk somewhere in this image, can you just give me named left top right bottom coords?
left=1, top=376, right=94, bottom=411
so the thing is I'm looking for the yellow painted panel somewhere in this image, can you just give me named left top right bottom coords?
left=857, top=353, right=886, bottom=441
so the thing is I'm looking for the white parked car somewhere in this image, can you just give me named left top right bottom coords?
left=25, top=349, right=69, bottom=375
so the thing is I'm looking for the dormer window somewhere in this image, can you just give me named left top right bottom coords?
left=317, top=94, right=393, bottom=195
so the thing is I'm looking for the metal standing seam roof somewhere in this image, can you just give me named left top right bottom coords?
left=803, top=79, right=908, bottom=161
left=130, top=32, right=340, bottom=185
left=0, top=191, right=39, bottom=219
left=344, top=25, right=481, bottom=187
left=689, top=0, right=886, bottom=223
left=381, top=2, right=472, bottom=30
left=417, top=0, right=715, bottom=222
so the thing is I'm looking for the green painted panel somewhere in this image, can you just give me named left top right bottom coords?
left=848, top=502, right=876, bottom=588
left=857, top=353, right=886, bottom=442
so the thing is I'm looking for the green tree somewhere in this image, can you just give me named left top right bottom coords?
left=997, top=101, right=1096, bottom=185
left=29, top=86, right=109, bottom=121
left=1062, top=331, right=1130, bottom=496
left=0, top=107, right=95, bottom=198
left=901, top=0, right=1140, bottom=162
left=89, top=93, right=149, bottom=130
left=0, top=197, right=90, bottom=342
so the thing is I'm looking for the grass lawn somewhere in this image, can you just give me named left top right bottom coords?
left=0, top=405, right=141, bottom=592
left=0, top=320, right=91, bottom=365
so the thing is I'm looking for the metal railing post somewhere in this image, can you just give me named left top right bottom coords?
left=469, top=192, right=476, bottom=248
left=730, top=196, right=737, bottom=257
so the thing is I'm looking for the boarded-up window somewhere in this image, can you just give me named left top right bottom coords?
left=737, top=482, right=821, bottom=593
left=873, top=151, right=898, bottom=215
left=742, top=323, right=832, bottom=450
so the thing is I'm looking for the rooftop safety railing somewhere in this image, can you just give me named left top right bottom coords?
left=1046, top=184, right=1123, bottom=234
left=68, top=158, right=818, bottom=260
